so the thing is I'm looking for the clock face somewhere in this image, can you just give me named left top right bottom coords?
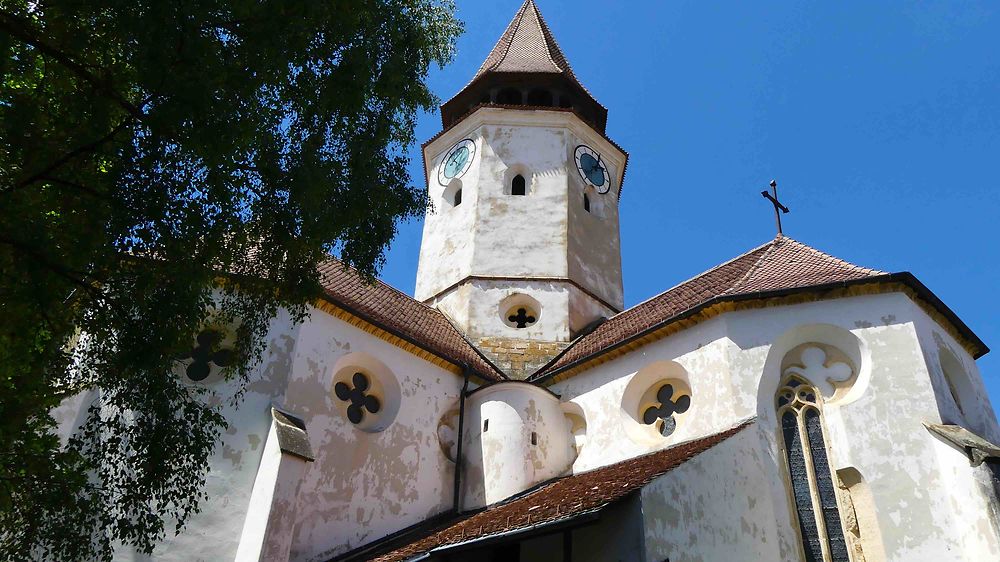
left=574, top=145, right=611, bottom=194
left=438, top=139, right=476, bottom=185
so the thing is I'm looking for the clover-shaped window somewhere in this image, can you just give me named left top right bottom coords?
left=334, top=372, right=382, bottom=425
left=641, top=383, right=691, bottom=436
left=506, top=306, right=537, bottom=329
left=181, top=329, right=234, bottom=382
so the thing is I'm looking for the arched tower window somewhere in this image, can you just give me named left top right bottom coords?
left=526, top=89, right=553, bottom=106
left=496, top=87, right=522, bottom=105
left=511, top=174, right=526, bottom=196
left=777, top=376, right=850, bottom=562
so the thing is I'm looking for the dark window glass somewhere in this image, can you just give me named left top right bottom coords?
left=454, top=188, right=462, bottom=206
left=512, top=174, right=526, bottom=195
left=805, top=409, right=850, bottom=561
left=483, top=419, right=489, bottom=432
left=583, top=193, right=591, bottom=212
left=783, top=411, right=824, bottom=562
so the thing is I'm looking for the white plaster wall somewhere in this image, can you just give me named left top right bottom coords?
left=60, top=302, right=466, bottom=562
left=281, top=308, right=464, bottom=561
left=416, top=108, right=625, bottom=340
left=641, top=423, right=786, bottom=562
left=552, top=292, right=1000, bottom=562
left=462, top=278, right=570, bottom=341
left=552, top=315, right=737, bottom=473
left=46, top=309, right=304, bottom=562
left=461, top=382, right=575, bottom=509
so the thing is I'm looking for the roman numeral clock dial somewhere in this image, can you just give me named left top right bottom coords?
left=574, top=145, right=611, bottom=194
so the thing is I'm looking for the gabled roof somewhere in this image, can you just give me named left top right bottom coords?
left=530, top=236, right=987, bottom=381
left=347, top=420, right=752, bottom=562
left=317, top=260, right=504, bottom=381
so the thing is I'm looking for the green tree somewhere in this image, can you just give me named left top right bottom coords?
left=0, top=1, right=460, bottom=559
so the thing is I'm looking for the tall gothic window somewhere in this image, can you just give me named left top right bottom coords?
left=777, top=376, right=851, bottom=562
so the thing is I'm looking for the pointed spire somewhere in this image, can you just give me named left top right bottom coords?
left=440, top=0, right=607, bottom=133
left=474, top=0, right=578, bottom=81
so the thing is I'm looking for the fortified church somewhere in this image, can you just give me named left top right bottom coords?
left=69, top=2, right=1000, bottom=561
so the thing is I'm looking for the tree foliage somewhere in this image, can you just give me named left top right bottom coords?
left=0, top=1, right=460, bottom=559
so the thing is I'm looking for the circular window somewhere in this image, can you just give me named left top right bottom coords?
left=331, top=353, right=401, bottom=433
left=499, top=293, right=542, bottom=330
left=621, top=361, right=692, bottom=445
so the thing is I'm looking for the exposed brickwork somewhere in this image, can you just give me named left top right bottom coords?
left=475, top=337, right=569, bottom=380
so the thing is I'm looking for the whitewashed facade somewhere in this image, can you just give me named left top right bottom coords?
left=54, top=1, right=999, bottom=561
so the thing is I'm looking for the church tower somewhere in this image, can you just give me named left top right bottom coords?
left=415, top=0, right=626, bottom=376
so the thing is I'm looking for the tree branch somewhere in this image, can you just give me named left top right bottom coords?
left=4, top=118, right=133, bottom=194
left=0, top=12, right=145, bottom=121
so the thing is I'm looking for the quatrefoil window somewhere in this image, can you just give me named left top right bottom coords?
left=335, top=372, right=382, bottom=425
left=642, top=384, right=691, bottom=436
left=507, top=307, right=537, bottom=329
left=182, top=329, right=234, bottom=381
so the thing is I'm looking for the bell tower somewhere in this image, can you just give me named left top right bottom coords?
left=415, top=0, right=626, bottom=377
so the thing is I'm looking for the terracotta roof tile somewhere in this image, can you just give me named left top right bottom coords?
left=366, top=421, right=752, bottom=562
left=446, top=0, right=604, bottom=111
left=317, top=260, right=503, bottom=381
left=531, top=237, right=887, bottom=379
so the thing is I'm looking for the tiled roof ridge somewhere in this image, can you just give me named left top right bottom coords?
left=623, top=238, right=778, bottom=314
left=473, top=1, right=531, bottom=77
left=525, top=240, right=775, bottom=380
left=319, top=259, right=433, bottom=311
left=719, top=236, right=783, bottom=296
left=782, top=236, right=887, bottom=275
left=475, top=1, right=564, bottom=78
left=316, top=258, right=506, bottom=380
left=530, top=2, right=575, bottom=77
left=449, top=0, right=604, bottom=112
left=364, top=419, right=755, bottom=562
left=723, top=235, right=888, bottom=296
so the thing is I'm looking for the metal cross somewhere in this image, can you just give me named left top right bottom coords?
left=761, top=179, right=790, bottom=236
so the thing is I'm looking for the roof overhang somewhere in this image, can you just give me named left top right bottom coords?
left=530, top=273, right=989, bottom=385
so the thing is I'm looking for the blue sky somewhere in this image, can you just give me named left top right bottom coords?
left=378, top=1, right=999, bottom=410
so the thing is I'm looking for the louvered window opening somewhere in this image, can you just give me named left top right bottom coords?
left=777, top=377, right=850, bottom=562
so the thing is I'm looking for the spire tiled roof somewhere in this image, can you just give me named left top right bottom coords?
left=317, top=260, right=504, bottom=381
left=530, top=237, right=894, bottom=379
left=440, top=0, right=608, bottom=132
left=473, top=0, right=583, bottom=87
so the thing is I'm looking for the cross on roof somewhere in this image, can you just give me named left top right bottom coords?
left=761, top=179, right=790, bottom=236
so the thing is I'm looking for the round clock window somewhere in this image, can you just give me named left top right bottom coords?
left=438, top=139, right=476, bottom=185
left=574, top=145, right=611, bottom=194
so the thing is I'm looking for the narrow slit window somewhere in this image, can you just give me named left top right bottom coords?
left=530, top=431, right=537, bottom=445
left=512, top=174, right=526, bottom=196
left=483, top=419, right=489, bottom=432
left=583, top=193, right=591, bottom=213
left=453, top=188, right=462, bottom=207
